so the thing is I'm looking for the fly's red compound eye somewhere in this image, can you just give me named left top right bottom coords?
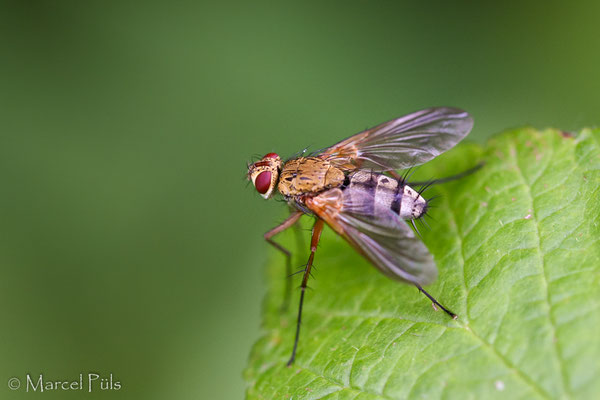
left=255, top=171, right=272, bottom=194
left=263, top=152, right=279, bottom=159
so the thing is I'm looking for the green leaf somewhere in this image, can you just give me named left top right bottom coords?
left=244, top=128, right=600, bottom=399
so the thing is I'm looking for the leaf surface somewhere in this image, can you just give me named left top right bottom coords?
left=245, top=128, right=600, bottom=399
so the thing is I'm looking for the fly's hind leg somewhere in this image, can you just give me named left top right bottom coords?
left=415, top=284, right=458, bottom=320
left=408, top=162, right=484, bottom=187
left=287, top=218, right=324, bottom=366
left=264, top=211, right=303, bottom=312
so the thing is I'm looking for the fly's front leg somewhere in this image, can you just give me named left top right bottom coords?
left=264, top=210, right=303, bottom=311
left=287, top=218, right=324, bottom=366
left=292, top=218, right=306, bottom=259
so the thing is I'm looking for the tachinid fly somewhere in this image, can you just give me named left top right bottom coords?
left=247, top=107, right=475, bottom=365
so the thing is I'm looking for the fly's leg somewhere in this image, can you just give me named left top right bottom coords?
left=287, top=218, right=324, bottom=366
left=408, top=162, right=484, bottom=186
left=415, top=284, right=457, bottom=320
left=264, top=211, right=303, bottom=312
left=292, top=218, right=306, bottom=259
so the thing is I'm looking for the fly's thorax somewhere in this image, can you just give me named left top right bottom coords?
left=278, top=157, right=345, bottom=197
left=342, top=170, right=428, bottom=220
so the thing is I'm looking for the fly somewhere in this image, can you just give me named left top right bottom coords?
left=247, top=107, right=476, bottom=366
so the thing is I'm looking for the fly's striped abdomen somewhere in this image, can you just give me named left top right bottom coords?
left=341, top=171, right=427, bottom=220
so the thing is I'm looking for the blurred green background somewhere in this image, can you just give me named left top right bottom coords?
left=1, top=1, right=599, bottom=399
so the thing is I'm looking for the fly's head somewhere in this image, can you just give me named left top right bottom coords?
left=247, top=152, right=282, bottom=199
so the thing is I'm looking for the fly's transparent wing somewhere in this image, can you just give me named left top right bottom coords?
left=320, top=107, right=473, bottom=172
left=306, top=188, right=437, bottom=285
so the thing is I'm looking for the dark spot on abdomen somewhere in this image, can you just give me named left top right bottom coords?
left=341, top=175, right=351, bottom=189
left=390, top=181, right=404, bottom=214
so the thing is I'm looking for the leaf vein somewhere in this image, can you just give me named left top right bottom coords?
left=511, top=141, right=573, bottom=399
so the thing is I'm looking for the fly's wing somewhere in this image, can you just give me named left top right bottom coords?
left=320, top=107, right=473, bottom=172
left=305, top=188, right=437, bottom=285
